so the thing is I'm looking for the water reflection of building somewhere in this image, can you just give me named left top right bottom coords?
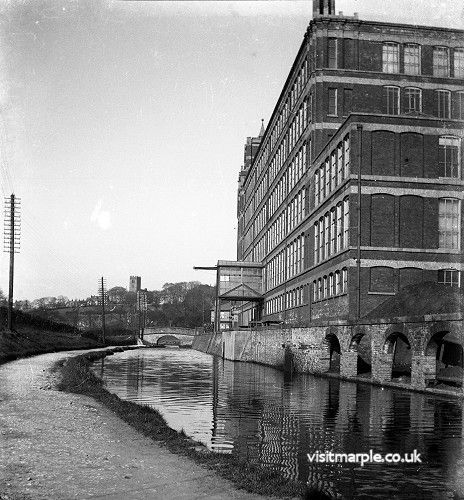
left=125, top=354, right=145, bottom=400
left=208, top=356, right=464, bottom=498
left=98, top=351, right=464, bottom=498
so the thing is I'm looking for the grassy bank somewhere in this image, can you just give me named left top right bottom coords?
left=0, top=324, right=135, bottom=364
left=56, top=350, right=309, bottom=499
left=0, top=328, right=101, bottom=364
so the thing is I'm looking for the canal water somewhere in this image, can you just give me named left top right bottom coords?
left=94, top=348, right=464, bottom=499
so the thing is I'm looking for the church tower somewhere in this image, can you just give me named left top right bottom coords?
left=313, top=0, right=335, bottom=17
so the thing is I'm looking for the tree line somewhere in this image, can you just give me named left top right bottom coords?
left=12, top=281, right=215, bottom=330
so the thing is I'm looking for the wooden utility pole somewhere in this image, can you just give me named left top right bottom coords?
left=3, top=194, right=20, bottom=331
left=99, top=277, right=107, bottom=345
left=137, top=288, right=147, bottom=341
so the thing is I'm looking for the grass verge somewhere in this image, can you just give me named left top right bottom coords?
left=55, top=350, right=308, bottom=499
left=0, top=327, right=135, bottom=365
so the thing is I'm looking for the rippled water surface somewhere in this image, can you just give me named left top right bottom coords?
left=94, top=348, right=464, bottom=499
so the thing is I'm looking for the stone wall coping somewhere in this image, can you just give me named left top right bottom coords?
left=229, top=312, right=463, bottom=333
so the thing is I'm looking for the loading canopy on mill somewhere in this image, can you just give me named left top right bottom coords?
left=194, top=261, right=263, bottom=301
left=216, top=261, right=263, bottom=301
left=194, top=260, right=264, bottom=331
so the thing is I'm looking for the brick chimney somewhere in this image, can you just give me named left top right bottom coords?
left=313, top=0, right=336, bottom=17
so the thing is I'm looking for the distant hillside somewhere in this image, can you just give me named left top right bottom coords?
left=364, top=282, right=464, bottom=320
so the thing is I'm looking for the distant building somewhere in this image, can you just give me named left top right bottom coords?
left=129, top=276, right=141, bottom=293
left=219, top=0, right=463, bottom=327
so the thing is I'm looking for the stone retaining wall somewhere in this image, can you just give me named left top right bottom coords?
left=193, top=314, right=464, bottom=393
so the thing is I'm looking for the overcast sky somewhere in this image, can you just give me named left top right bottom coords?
left=0, top=0, right=462, bottom=300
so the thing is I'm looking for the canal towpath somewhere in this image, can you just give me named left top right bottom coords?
left=0, top=351, right=272, bottom=500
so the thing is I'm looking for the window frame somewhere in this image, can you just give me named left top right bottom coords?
left=457, top=91, right=464, bottom=120
left=404, top=43, right=421, bottom=75
left=433, top=46, right=450, bottom=77
left=328, top=87, right=338, bottom=116
left=404, top=87, right=422, bottom=114
left=438, top=269, right=461, bottom=287
left=439, top=136, right=461, bottom=179
left=454, top=48, right=464, bottom=79
left=385, top=86, right=400, bottom=115
left=328, top=38, right=338, bottom=69
left=382, top=42, right=399, bottom=73
left=438, top=198, right=461, bottom=250
left=437, top=89, right=451, bottom=119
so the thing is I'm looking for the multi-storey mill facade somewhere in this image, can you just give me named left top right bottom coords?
left=233, top=0, right=464, bottom=328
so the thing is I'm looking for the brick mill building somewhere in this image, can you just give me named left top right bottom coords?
left=229, top=0, right=464, bottom=328
left=194, top=0, right=464, bottom=391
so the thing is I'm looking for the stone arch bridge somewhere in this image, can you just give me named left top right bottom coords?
left=143, top=327, right=196, bottom=347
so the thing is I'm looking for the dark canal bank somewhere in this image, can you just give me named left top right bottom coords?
left=94, top=348, right=464, bottom=500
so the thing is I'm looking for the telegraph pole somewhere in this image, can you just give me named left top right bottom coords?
left=99, top=277, right=107, bottom=344
left=3, top=194, right=20, bottom=331
left=136, top=288, right=147, bottom=341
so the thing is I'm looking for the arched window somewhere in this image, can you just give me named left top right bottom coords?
left=383, top=42, right=399, bottom=73
left=343, top=198, right=349, bottom=248
left=329, top=273, right=335, bottom=296
left=336, top=202, right=343, bottom=251
left=318, top=278, right=323, bottom=300
left=455, top=48, right=464, bottom=78
left=343, top=135, right=350, bottom=177
left=335, top=270, right=341, bottom=294
left=404, top=88, right=422, bottom=114
left=342, top=268, right=348, bottom=293
left=433, top=47, right=449, bottom=77
left=314, top=169, right=320, bottom=205
left=404, top=44, right=421, bottom=75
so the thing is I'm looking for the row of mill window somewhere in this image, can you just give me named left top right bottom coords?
left=314, top=198, right=350, bottom=265
left=382, top=43, right=464, bottom=77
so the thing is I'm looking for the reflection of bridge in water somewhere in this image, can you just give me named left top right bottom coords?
left=143, top=327, right=196, bottom=347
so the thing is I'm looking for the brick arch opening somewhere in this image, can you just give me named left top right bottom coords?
left=426, top=331, right=463, bottom=389
left=384, top=332, right=412, bottom=381
left=324, top=332, right=341, bottom=373
left=349, top=331, right=364, bottom=352
left=347, top=331, right=370, bottom=376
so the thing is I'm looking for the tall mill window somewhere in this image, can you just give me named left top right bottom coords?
left=404, top=88, right=422, bottom=114
left=458, top=92, right=464, bottom=120
left=404, top=44, right=421, bottom=75
left=328, top=38, right=338, bottom=68
left=455, top=48, right=464, bottom=78
left=383, top=43, right=399, bottom=73
left=385, top=86, right=400, bottom=115
left=439, top=136, right=460, bottom=178
left=328, top=88, right=338, bottom=115
left=437, top=90, right=451, bottom=118
left=433, top=47, right=450, bottom=77
left=439, top=198, right=460, bottom=249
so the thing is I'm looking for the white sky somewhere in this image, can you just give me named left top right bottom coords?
left=0, top=0, right=462, bottom=300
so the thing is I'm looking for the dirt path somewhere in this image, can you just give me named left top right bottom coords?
left=0, top=351, right=270, bottom=500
